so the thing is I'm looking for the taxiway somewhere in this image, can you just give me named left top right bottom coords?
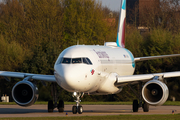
left=0, top=105, right=179, bottom=118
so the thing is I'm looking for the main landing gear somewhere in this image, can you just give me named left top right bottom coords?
left=132, top=99, right=149, bottom=112
left=129, top=83, right=149, bottom=112
left=72, top=92, right=84, bottom=114
left=48, top=83, right=64, bottom=113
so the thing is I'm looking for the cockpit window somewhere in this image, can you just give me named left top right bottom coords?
left=83, top=58, right=89, bottom=64
left=72, top=58, right=82, bottom=64
left=86, top=58, right=92, bottom=65
left=59, top=57, right=92, bottom=65
left=62, top=58, right=71, bottom=64
left=56, top=57, right=63, bottom=64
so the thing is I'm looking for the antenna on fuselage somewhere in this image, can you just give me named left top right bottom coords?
left=77, top=40, right=79, bottom=45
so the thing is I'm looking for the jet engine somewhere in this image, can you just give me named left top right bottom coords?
left=142, top=80, right=169, bottom=106
left=12, top=80, right=39, bottom=106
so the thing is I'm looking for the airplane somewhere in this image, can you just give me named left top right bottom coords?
left=1, top=0, right=180, bottom=114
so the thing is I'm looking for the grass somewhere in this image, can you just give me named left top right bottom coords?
left=0, top=114, right=180, bottom=120
left=0, top=101, right=180, bottom=105
left=164, top=101, right=180, bottom=106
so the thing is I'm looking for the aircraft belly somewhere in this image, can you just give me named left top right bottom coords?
left=92, top=73, right=122, bottom=94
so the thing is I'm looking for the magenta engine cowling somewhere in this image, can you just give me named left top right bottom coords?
left=142, top=80, right=169, bottom=106
left=12, top=81, right=39, bottom=106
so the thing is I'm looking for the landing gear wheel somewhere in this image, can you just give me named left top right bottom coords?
left=48, top=100, right=54, bottom=112
left=72, top=106, right=77, bottom=114
left=78, top=105, right=83, bottom=114
left=133, top=100, right=139, bottom=112
left=58, top=100, right=64, bottom=112
left=143, top=102, right=149, bottom=112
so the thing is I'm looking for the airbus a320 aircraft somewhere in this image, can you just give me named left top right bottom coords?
left=1, top=0, right=180, bottom=114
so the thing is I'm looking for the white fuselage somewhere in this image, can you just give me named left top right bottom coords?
left=54, top=45, right=135, bottom=95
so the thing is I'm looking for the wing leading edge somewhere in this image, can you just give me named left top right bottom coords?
left=116, top=71, right=180, bottom=84
left=135, top=54, right=180, bottom=62
left=0, top=71, right=56, bottom=82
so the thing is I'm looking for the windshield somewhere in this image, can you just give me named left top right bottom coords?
left=57, top=57, right=92, bottom=65
left=62, top=58, right=71, bottom=64
left=72, top=58, right=82, bottom=64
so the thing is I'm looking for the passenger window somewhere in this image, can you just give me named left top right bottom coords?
left=86, top=58, right=92, bottom=65
left=72, top=58, right=82, bottom=64
left=83, top=58, right=89, bottom=64
left=62, top=58, right=71, bottom=64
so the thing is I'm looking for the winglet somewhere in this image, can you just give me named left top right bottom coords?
left=116, top=0, right=126, bottom=48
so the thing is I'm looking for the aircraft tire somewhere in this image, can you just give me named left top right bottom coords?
left=72, top=106, right=77, bottom=114
left=133, top=100, right=139, bottom=112
left=143, top=102, right=149, bottom=112
left=58, top=100, right=64, bottom=112
left=48, top=100, right=54, bottom=112
left=78, top=105, right=83, bottom=114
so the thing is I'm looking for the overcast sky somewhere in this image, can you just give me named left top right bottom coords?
left=97, top=0, right=121, bottom=11
left=0, top=0, right=121, bottom=11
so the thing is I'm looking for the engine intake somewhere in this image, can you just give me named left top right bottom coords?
left=12, top=81, right=39, bottom=106
left=142, top=80, right=169, bottom=106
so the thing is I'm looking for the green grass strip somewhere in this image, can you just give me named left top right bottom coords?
left=0, top=114, right=180, bottom=120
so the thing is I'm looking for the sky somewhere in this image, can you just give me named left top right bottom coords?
left=97, top=0, right=121, bottom=11
left=0, top=0, right=121, bottom=11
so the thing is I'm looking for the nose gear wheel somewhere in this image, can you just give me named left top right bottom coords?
left=72, top=92, right=84, bottom=114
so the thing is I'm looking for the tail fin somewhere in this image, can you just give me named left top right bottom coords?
left=116, top=0, right=126, bottom=48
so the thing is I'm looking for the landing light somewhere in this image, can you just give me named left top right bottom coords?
left=73, top=92, right=77, bottom=97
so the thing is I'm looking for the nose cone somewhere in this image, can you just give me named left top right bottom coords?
left=55, top=64, right=88, bottom=92
left=63, top=67, right=80, bottom=88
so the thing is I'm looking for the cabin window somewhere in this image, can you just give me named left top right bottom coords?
left=62, top=58, right=71, bottom=64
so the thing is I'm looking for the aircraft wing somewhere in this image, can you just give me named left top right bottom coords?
left=134, top=54, right=180, bottom=62
left=116, top=71, right=180, bottom=85
left=0, top=71, right=56, bottom=82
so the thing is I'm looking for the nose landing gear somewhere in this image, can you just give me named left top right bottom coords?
left=72, top=92, right=84, bottom=114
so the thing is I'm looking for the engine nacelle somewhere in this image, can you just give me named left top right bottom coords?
left=12, top=81, right=39, bottom=107
left=142, top=80, right=169, bottom=106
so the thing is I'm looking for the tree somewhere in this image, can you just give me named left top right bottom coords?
left=62, top=0, right=109, bottom=46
